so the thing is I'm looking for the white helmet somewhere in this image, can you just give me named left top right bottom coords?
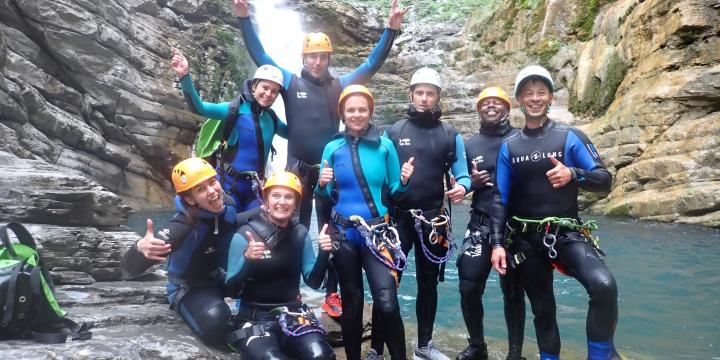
left=410, top=67, right=442, bottom=91
left=514, top=65, right=554, bottom=98
left=253, top=64, right=284, bottom=87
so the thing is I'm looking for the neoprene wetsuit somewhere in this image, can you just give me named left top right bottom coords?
left=316, top=124, right=408, bottom=360
left=375, top=105, right=470, bottom=350
left=120, top=195, right=239, bottom=347
left=460, top=120, right=525, bottom=359
left=180, top=74, right=288, bottom=211
left=238, top=15, right=398, bottom=228
left=224, top=208, right=334, bottom=360
left=491, top=119, right=618, bottom=360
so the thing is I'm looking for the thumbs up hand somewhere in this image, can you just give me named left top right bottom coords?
left=546, top=156, right=571, bottom=188
left=244, top=231, right=267, bottom=260
left=470, top=161, right=493, bottom=188
left=319, top=159, right=334, bottom=187
left=317, top=224, right=332, bottom=252
left=400, top=156, right=414, bottom=185
left=444, top=175, right=467, bottom=203
left=137, top=219, right=171, bottom=261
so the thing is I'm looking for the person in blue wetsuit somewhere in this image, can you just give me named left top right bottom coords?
left=368, top=67, right=470, bottom=360
left=458, top=87, right=525, bottom=360
left=316, top=85, right=414, bottom=360
left=120, top=157, right=239, bottom=348
left=224, top=171, right=335, bottom=360
left=171, top=48, right=287, bottom=211
left=489, top=66, right=620, bottom=360
left=233, top=0, right=409, bottom=315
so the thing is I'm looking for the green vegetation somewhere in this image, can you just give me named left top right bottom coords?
left=341, top=0, right=500, bottom=23
left=569, top=51, right=628, bottom=116
left=531, top=39, right=561, bottom=69
left=573, top=0, right=616, bottom=41
left=214, top=27, right=255, bottom=100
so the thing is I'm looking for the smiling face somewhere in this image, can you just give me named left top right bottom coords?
left=411, top=83, right=440, bottom=112
left=264, top=187, right=298, bottom=226
left=478, top=97, right=509, bottom=126
left=342, top=94, right=371, bottom=137
left=518, top=79, right=553, bottom=127
left=303, top=52, right=330, bottom=79
left=183, top=176, right=224, bottom=213
left=252, top=80, right=281, bottom=108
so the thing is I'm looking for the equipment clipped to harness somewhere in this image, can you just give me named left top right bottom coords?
left=508, top=216, right=605, bottom=274
left=226, top=168, right=265, bottom=204
left=349, top=215, right=407, bottom=273
left=271, top=305, right=325, bottom=337
left=409, top=209, right=457, bottom=264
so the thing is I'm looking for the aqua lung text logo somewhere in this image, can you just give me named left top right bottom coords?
left=158, top=228, right=170, bottom=241
left=296, top=91, right=307, bottom=99
left=399, top=138, right=411, bottom=146
left=512, top=151, right=563, bottom=164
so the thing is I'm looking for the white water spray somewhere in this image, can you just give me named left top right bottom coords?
left=250, top=0, right=305, bottom=174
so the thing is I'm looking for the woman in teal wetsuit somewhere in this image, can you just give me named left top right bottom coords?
left=316, top=85, right=414, bottom=360
left=171, top=48, right=288, bottom=211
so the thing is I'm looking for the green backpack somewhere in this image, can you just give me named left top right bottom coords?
left=194, top=96, right=279, bottom=162
left=0, top=222, right=93, bottom=343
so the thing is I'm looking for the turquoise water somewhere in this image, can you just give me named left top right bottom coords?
left=128, top=204, right=720, bottom=359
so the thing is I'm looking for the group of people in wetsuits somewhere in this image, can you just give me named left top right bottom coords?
left=121, top=1, right=621, bottom=359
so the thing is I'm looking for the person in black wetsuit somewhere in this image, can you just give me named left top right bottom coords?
left=457, top=87, right=526, bottom=360
left=224, top=171, right=335, bottom=360
left=370, top=67, right=470, bottom=360
left=232, top=0, right=409, bottom=316
left=489, top=65, right=620, bottom=360
left=120, top=157, right=238, bottom=348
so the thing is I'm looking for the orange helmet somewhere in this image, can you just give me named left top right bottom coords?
left=337, top=84, right=375, bottom=118
left=476, top=87, right=511, bottom=112
left=263, top=171, right=303, bottom=199
left=171, top=157, right=217, bottom=193
left=302, top=32, right=333, bottom=54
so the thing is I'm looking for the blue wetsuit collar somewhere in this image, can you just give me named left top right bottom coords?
left=336, top=122, right=381, bottom=145
left=407, top=104, right=442, bottom=127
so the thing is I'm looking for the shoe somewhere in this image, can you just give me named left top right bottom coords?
left=456, top=342, right=488, bottom=360
left=321, top=292, right=342, bottom=318
left=413, top=340, right=451, bottom=360
left=365, top=348, right=385, bottom=360
left=506, top=344, right=525, bottom=360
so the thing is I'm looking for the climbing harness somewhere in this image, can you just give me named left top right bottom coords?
left=409, top=209, right=457, bottom=264
left=348, top=215, right=407, bottom=272
left=508, top=216, right=604, bottom=270
left=225, top=167, right=265, bottom=204
left=271, top=305, right=325, bottom=337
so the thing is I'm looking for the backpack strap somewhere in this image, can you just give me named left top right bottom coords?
left=0, top=222, right=36, bottom=258
left=223, top=95, right=244, bottom=142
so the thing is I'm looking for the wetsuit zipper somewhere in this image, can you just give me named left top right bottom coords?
left=350, top=137, right=380, bottom=218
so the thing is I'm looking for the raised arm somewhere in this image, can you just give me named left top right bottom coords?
left=172, top=49, right=232, bottom=120
left=234, top=0, right=293, bottom=89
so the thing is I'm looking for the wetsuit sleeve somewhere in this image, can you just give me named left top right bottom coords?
left=386, top=140, right=409, bottom=202
left=565, top=129, right=612, bottom=192
left=301, top=232, right=330, bottom=289
left=238, top=16, right=293, bottom=90
left=119, top=242, right=161, bottom=279
left=179, top=74, right=231, bottom=120
left=489, top=142, right=512, bottom=246
left=276, top=117, right=288, bottom=139
left=451, top=134, right=472, bottom=191
left=338, top=28, right=398, bottom=87
left=315, top=143, right=335, bottom=198
left=224, top=232, right=250, bottom=296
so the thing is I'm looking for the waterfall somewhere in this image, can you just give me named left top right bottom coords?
left=251, top=0, right=304, bottom=174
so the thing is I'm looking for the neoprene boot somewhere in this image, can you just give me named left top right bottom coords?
left=506, top=344, right=526, bottom=360
left=455, top=339, right=488, bottom=360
